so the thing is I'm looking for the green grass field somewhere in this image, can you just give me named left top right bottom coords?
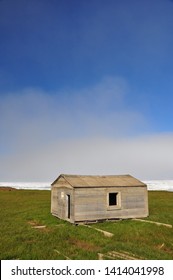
left=0, top=189, right=173, bottom=260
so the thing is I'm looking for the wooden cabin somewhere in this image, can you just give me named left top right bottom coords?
left=51, top=174, right=149, bottom=224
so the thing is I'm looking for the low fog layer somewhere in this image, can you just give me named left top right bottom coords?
left=0, top=78, right=173, bottom=181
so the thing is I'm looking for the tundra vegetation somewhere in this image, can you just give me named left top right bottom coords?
left=0, top=189, right=172, bottom=260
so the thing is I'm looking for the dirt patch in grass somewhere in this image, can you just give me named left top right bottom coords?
left=25, top=239, right=37, bottom=244
left=28, top=220, right=44, bottom=227
left=0, top=187, right=16, bottom=191
left=27, top=220, right=51, bottom=233
left=156, top=243, right=173, bottom=255
left=69, top=238, right=100, bottom=252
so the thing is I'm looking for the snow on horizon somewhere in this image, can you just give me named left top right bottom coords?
left=0, top=180, right=173, bottom=192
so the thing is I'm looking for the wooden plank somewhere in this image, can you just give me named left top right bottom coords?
left=132, top=218, right=172, bottom=228
left=98, top=250, right=144, bottom=260
left=54, top=250, right=71, bottom=260
left=83, top=225, right=114, bottom=237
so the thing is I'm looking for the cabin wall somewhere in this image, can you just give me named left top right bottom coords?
left=51, top=181, right=74, bottom=223
left=74, top=186, right=148, bottom=223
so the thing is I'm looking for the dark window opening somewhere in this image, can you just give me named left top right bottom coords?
left=109, top=193, right=118, bottom=206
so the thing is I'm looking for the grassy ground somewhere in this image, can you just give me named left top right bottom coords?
left=0, top=189, right=172, bottom=260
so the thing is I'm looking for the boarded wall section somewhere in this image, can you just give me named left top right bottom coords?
left=51, top=179, right=75, bottom=223
left=74, top=186, right=148, bottom=222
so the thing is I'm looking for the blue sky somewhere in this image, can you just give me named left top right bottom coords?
left=0, top=0, right=173, bottom=181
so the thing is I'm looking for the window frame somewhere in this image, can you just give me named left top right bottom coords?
left=107, top=191, right=121, bottom=210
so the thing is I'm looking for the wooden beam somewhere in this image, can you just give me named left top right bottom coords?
left=82, top=224, right=114, bottom=237
left=132, top=218, right=172, bottom=228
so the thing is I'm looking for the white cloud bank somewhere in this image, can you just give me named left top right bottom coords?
left=0, top=77, right=173, bottom=181
left=1, top=134, right=173, bottom=181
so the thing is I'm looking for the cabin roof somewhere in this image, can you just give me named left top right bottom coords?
left=51, top=174, right=146, bottom=188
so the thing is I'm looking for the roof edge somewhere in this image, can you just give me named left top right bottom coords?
left=51, top=174, right=70, bottom=186
left=51, top=174, right=146, bottom=187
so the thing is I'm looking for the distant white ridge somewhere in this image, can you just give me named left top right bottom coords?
left=0, top=180, right=173, bottom=191
left=0, top=182, right=51, bottom=190
left=144, top=180, right=173, bottom=192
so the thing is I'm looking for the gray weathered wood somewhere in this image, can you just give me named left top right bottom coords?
left=51, top=174, right=149, bottom=223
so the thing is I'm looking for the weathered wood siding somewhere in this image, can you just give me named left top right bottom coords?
left=51, top=176, right=148, bottom=223
left=73, top=186, right=148, bottom=222
left=51, top=178, right=75, bottom=223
